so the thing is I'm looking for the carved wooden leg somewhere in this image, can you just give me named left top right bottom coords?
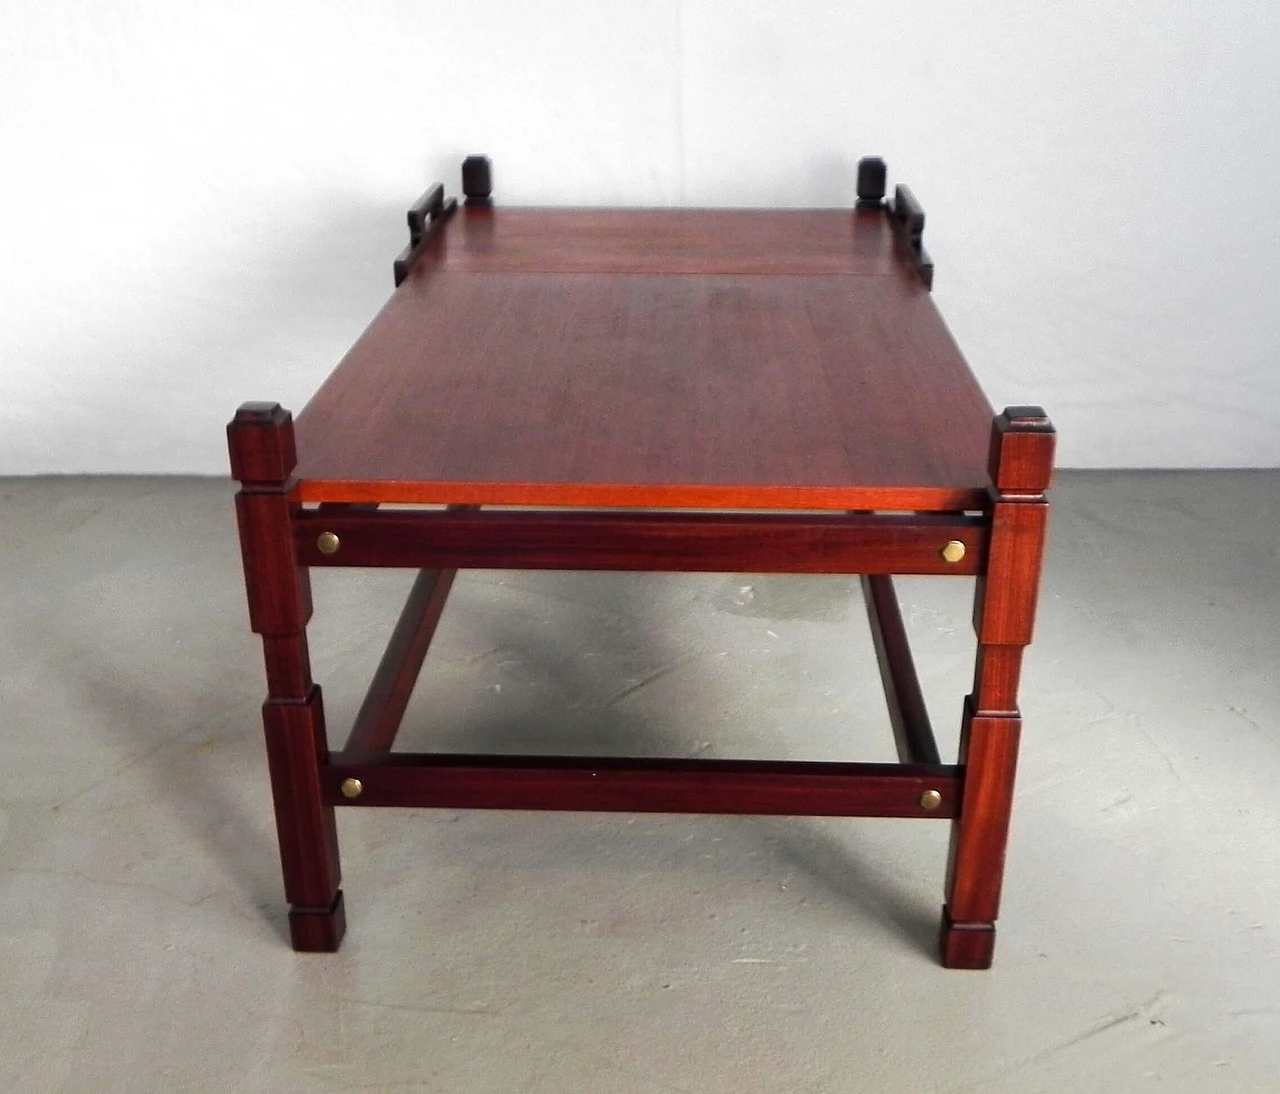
left=941, top=407, right=1054, bottom=968
left=229, top=403, right=345, bottom=951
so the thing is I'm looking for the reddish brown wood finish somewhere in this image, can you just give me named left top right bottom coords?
left=939, top=911, right=995, bottom=969
left=944, top=702, right=1021, bottom=933
left=230, top=178, right=1056, bottom=968
left=326, top=754, right=960, bottom=818
left=344, top=568, right=456, bottom=754
left=942, top=407, right=1055, bottom=968
left=989, top=407, right=1056, bottom=496
left=292, top=208, right=994, bottom=511
left=261, top=690, right=343, bottom=940
left=974, top=501, right=1050, bottom=647
left=228, top=403, right=344, bottom=952
left=296, top=510, right=987, bottom=575
left=432, top=207, right=905, bottom=276
left=861, top=575, right=941, bottom=765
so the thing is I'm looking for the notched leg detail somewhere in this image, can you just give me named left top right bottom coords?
left=939, top=908, right=996, bottom=970
left=289, top=891, right=347, bottom=953
left=941, top=407, right=1055, bottom=968
left=229, top=402, right=344, bottom=952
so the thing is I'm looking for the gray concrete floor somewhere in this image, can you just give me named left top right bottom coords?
left=1, top=471, right=1277, bottom=1092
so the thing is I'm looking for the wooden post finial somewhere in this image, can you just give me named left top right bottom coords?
left=462, top=155, right=493, bottom=206
left=989, top=407, right=1056, bottom=496
left=856, top=157, right=887, bottom=207
left=227, top=402, right=296, bottom=484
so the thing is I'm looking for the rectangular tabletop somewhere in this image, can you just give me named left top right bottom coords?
left=293, top=207, right=994, bottom=511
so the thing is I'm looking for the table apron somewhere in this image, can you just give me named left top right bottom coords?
left=323, top=753, right=962, bottom=818
left=293, top=509, right=987, bottom=575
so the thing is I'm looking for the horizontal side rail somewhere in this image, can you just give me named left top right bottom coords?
left=344, top=569, right=457, bottom=754
left=394, top=188, right=458, bottom=286
left=890, top=182, right=934, bottom=289
left=407, top=183, right=445, bottom=245
left=861, top=575, right=942, bottom=765
left=294, top=510, right=987, bottom=575
left=323, top=753, right=960, bottom=818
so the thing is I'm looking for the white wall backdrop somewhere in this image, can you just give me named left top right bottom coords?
left=2, top=0, right=1278, bottom=473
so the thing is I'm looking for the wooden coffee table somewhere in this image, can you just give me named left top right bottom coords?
left=228, top=156, right=1054, bottom=969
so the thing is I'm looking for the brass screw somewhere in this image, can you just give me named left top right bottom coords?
left=919, top=789, right=942, bottom=811
left=341, top=777, right=363, bottom=799
left=940, top=540, right=966, bottom=564
left=316, top=531, right=340, bottom=556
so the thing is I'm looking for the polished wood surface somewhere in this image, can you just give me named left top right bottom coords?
left=861, top=575, right=941, bottom=765
left=293, top=207, right=993, bottom=510
left=428, top=206, right=907, bottom=275
left=324, top=753, right=960, bottom=819
left=295, top=510, right=987, bottom=575
left=228, top=405, right=345, bottom=951
left=229, top=164, right=1057, bottom=968
left=941, top=409, right=1055, bottom=968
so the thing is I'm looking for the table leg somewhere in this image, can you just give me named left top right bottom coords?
left=228, top=403, right=344, bottom=951
left=941, top=408, right=1055, bottom=968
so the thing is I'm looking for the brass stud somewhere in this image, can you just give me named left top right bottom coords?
left=919, top=789, right=943, bottom=811
left=341, top=777, right=363, bottom=799
left=940, top=540, right=966, bottom=564
left=316, top=531, right=340, bottom=556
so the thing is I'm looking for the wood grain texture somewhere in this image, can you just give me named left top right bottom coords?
left=228, top=403, right=344, bottom=952
left=234, top=493, right=313, bottom=634
left=989, top=406, right=1056, bottom=495
left=228, top=186, right=1057, bottom=966
left=969, top=644, right=1024, bottom=715
left=325, top=753, right=960, bottom=818
left=972, top=500, right=1050, bottom=645
left=293, top=264, right=993, bottom=510
left=295, top=510, right=988, bottom=575
left=260, top=634, right=313, bottom=698
left=944, top=706, right=1021, bottom=921
left=227, top=402, right=296, bottom=484
left=428, top=206, right=905, bottom=275
left=942, top=407, right=1056, bottom=967
left=262, top=691, right=342, bottom=908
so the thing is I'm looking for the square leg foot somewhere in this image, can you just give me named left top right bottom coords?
left=940, top=907, right=995, bottom=969
left=289, top=891, right=346, bottom=952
